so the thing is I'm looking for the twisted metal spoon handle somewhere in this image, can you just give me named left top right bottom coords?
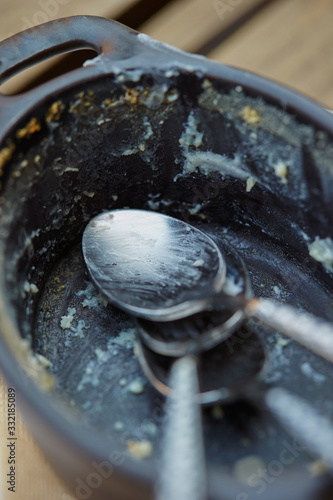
left=264, top=387, right=333, bottom=471
left=247, top=298, right=333, bottom=363
left=157, top=355, right=207, bottom=500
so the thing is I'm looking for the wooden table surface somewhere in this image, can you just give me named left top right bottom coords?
left=0, top=0, right=332, bottom=498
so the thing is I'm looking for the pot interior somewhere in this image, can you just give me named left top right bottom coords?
left=0, top=67, right=333, bottom=495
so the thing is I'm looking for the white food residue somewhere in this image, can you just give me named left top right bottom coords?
left=233, top=455, right=267, bottom=485
left=178, top=150, right=250, bottom=182
left=60, top=307, right=76, bottom=329
left=273, top=285, right=281, bottom=299
left=114, top=421, right=124, bottom=432
left=108, top=328, right=136, bottom=349
left=246, top=176, right=256, bottom=192
left=76, top=282, right=108, bottom=308
left=24, top=281, right=39, bottom=294
left=223, top=276, right=243, bottom=296
left=301, top=362, right=326, bottom=384
left=273, top=160, right=288, bottom=184
left=308, top=236, right=333, bottom=272
left=128, top=380, right=145, bottom=395
left=179, top=112, right=203, bottom=148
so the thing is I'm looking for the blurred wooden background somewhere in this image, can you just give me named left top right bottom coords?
left=0, top=0, right=332, bottom=106
left=0, top=0, right=332, bottom=498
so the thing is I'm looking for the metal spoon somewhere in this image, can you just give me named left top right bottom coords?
left=82, top=209, right=226, bottom=320
left=83, top=209, right=333, bottom=363
left=137, top=332, right=333, bottom=473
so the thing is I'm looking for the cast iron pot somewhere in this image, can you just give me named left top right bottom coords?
left=0, top=16, right=333, bottom=500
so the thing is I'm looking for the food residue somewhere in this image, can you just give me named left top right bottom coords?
left=60, top=307, right=76, bottom=329
left=242, top=106, right=260, bottom=125
left=273, top=160, right=288, bottom=184
left=128, top=380, right=144, bottom=395
left=127, top=440, right=153, bottom=459
left=45, top=100, right=65, bottom=124
left=16, top=117, right=41, bottom=139
left=0, top=141, right=15, bottom=178
left=233, top=455, right=267, bottom=485
left=114, top=421, right=124, bottom=432
left=246, top=176, right=257, bottom=192
left=308, top=236, right=333, bottom=272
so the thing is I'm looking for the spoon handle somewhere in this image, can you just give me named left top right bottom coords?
left=247, top=298, right=333, bottom=363
left=264, top=387, right=333, bottom=471
left=157, top=355, right=207, bottom=500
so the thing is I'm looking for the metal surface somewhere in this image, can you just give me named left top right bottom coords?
left=82, top=209, right=226, bottom=320
left=157, top=356, right=206, bottom=500
left=137, top=233, right=250, bottom=356
left=138, top=328, right=333, bottom=471
left=0, top=14, right=332, bottom=500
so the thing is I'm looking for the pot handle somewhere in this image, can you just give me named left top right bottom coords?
left=0, top=15, right=137, bottom=86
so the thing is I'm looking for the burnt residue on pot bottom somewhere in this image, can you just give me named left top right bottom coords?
left=0, top=68, right=333, bottom=488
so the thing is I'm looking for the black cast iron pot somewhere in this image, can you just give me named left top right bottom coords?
left=0, top=16, right=333, bottom=500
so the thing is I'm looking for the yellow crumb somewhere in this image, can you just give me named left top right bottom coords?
left=127, top=440, right=153, bottom=459
left=16, top=117, right=41, bottom=139
left=45, top=100, right=65, bottom=123
left=124, top=88, right=139, bottom=104
left=242, top=106, right=260, bottom=125
left=0, top=141, right=15, bottom=177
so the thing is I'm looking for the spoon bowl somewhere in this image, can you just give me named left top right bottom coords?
left=137, top=233, right=251, bottom=355
left=82, top=209, right=226, bottom=321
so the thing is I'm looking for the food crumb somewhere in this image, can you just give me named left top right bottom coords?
left=276, top=337, right=290, bottom=348
left=45, top=100, right=65, bottom=123
left=119, top=378, right=127, bottom=387
left=24, top=281, right=39, bottom=294
left=273, top=160, right=288, bottom=184
left=127, top=440, right=153, bottom=459
left=0, top=141, right=15, bottom=176
left=246, top=176, right=256, bottom=192
left=128, top=380, right=144, bottom=395
left=60, top=307, right=76, bottom=329
left=114, top=421, right=124, bottom=432
left=308, top=236, right=333, bottom=272
left=233, top=455, right=266, bottom=485
left=133, top=343, right=139, bottom=357
left=242, top=106, right=260, bottom=125
left=16, top=117, right=41, bottom=139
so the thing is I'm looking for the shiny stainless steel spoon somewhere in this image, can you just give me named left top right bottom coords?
left=82, top=209, right=227, bottom=321
left=83, top=209, right=333, bottom=363
left=137, top=332, right=333, bottom=473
